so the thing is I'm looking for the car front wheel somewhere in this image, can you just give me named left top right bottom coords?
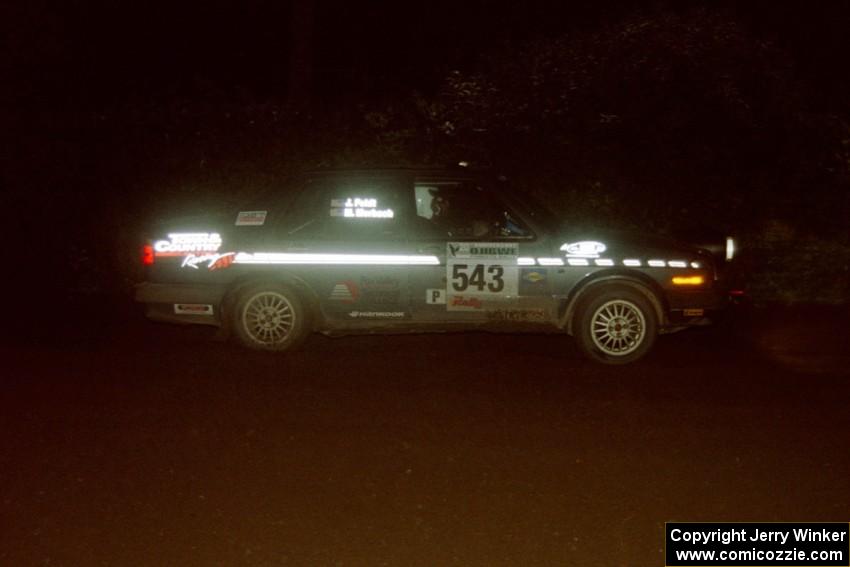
left=575, top=285, right=658, bottom=364
left=232, top=283, right=309, bottom=351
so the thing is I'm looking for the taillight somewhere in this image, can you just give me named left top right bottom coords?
left=142, top=243, right=154, bottom=265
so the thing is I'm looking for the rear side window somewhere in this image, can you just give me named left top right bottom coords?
left=285, top=177, right=406, bottom=240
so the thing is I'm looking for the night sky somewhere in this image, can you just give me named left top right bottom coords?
left=3, top=0, right=849, bottom=299
left=6, top=1, right=850, bottom=110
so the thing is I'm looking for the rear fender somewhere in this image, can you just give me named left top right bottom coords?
left=220, top=274, right=324, bottom=336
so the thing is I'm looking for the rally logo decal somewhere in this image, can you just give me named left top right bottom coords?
left=450, top=295, right=483, bottom=310
left=446, top=242, right=518, bottom=311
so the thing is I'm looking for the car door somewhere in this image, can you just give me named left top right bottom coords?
left=277, top=174, right=416, bottom=323
left=406, top=178, right=551, bottom=324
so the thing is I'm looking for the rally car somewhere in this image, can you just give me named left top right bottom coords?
left=135, top=168, right=737, bottom=364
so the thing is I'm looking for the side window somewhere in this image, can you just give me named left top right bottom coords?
left=413, top=181, right=531, bottom=240
left=285, top=178, right=404, bottom=240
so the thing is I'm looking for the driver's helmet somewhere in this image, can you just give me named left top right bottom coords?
left=429, top=189, right=450, bottom=218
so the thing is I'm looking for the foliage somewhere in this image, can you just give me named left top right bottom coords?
left=8, top=8, right=848, bottom=303
left=429, top=9, right=847, bottom=234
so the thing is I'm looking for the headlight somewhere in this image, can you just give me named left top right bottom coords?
left=725, top=237, right=736, bottom=261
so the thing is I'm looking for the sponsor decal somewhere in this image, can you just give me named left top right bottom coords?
left=174, top=304, right=214, bottom=315
left=360, top=276, right=399, bottom=291
left=683, top=308, right=705, bottom=317
left=447, top=242, right=519, bottom=311
left=448, top=243, right=518, bottom=259
left=359, top=276, right=400, bottom=304
left=363, top=290, right=400, bottom=305
left=348, top=310, right=406, bottom=319
left=426, top=289, right=446, bottom=304
left=522, top=270, right=546, bottom=283
left=329, top=281, right=359, bottom=303
left=486, top=309, right=547, bottom=322
left=154, top=233, right=222, bottom=256
left=330, top=197, right=394, bottom=219
left=210, top=254, right=236, bottom=270
left=560, top=241, right=607, bottom=258
left=181, top=252, right=235, bottom=270
left=450, top=295, right=483, bottom=310
left=235, top=210, right=267, bottom=226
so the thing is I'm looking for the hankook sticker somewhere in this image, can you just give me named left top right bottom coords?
left=348, top=311, right=406, bottom=319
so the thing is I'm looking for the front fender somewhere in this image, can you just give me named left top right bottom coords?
left=559, top=273, right=667, bottom=335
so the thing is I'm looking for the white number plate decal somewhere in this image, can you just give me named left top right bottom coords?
left=446, top=242, right=518, bottom=311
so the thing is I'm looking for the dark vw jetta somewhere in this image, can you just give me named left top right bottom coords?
left=136, top=168, right=736, bottom=364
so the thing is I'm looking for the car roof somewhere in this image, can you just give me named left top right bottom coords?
left=302, top=167, right=479, bottom=180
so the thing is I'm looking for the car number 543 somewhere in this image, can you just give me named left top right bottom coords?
left=451, top=263, right=505, bottom=293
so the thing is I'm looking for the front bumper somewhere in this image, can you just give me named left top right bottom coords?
left=663, top=286, right=734, bottom=329
left=666, top=288, right=727, bottom=311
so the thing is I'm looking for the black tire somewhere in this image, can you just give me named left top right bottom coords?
left=231, top=282, right=310, bottom=352
left=574, top=285, right=658, bottom=365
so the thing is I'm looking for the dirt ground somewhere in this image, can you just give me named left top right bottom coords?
left=1, top=299, right=848, bottom=566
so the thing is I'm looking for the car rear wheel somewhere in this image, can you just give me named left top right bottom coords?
left=575, top=285, right=657, bottom=364
left=232, top=283, right=309, bottom=351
